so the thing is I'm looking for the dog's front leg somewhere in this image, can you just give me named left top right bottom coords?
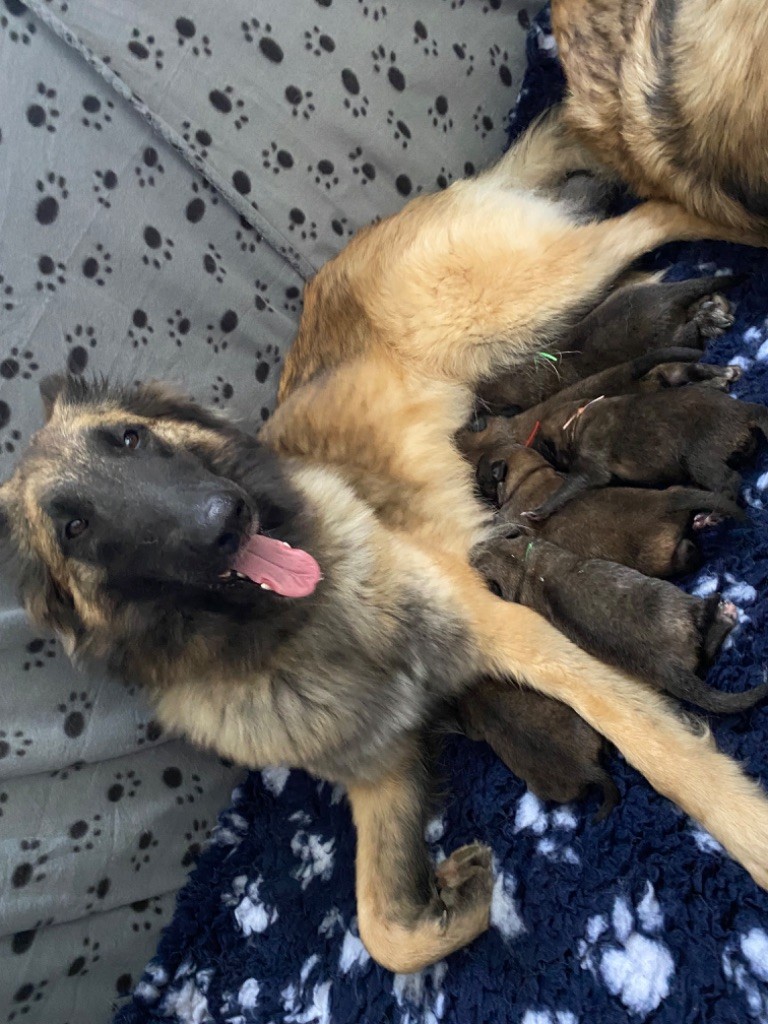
left=347, top=744, right=493, bottom=972
left=467, top=594, right=768, bottom=891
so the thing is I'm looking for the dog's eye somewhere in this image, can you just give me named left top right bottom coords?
left=122, top=429, right=140, bottom=449
left=65, top=518, right=88, bottom=539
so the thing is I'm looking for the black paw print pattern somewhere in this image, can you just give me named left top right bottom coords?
left=241, top=18, right=284, bottom=64
left=436, top=165, right=455, bottom=190
left=66, top=936, right=101, bottom=977
left=186, top=178, right=219, bottom=224
left=26, top=81, right=59, bottom=132
left=107, top=769, right=142, bottom=802
left=304, top=25, right=335, bottom=56
left=84, top=875, right=111, bottom=912
left=81, top=242, right=112, bottom=286
left=413, top=20, right=439, bottom=57
left=203, top=242, right=227, bottom=283
left=22, top=636, right=57, bottom=670
left=136, top=718, right=163, bottom=746
left=11, top=839, right=49, bottom=889
left=371, top=46, right=406, bottom=90
left=181, top=121, right=213, bottom=159
left=285, top=83, right=316, bottom=120
left=331, top=216, right=354, bottom=239
left=65, top=323, right=97, bottom=375
left=175, top=16, right=211, bottom=57
left=57, top=690, right=93, bottom=739
left=489, top=43, right=515, bottom=87
left=359, top=0, right=387, bottom=21
left=141, top=224, right=174, bottom=268
left=0, top=347, right=39, bottom=381
left=166, top=309, right=191, bottom=347
left=128, top=308, right=154, bottom=347
left=386, top=110, right=411, bottom=149
left=35, top=172, right=68, bottom=226
left=211, top=377, right=234, bottom=405
left=283, top=284, right=302, bottom=313
left=0, top=728, right=33, bottom=759
left=69, top=814, right=103, bottom=853
left=453, top=41, right=476, bottom=75
left=0, top=0, right=37, bottom=45
left=135, top=145, right=164, bottom=187
left=93, top=168, right=119, bottom=207
left=473, top=104, right=495, bottom=138
left=35, top=253, right=67, bottom=292
left=130, top=895, right=165, bottom=933
left=130, top=829, right=159, bottom=872
left=341, top=69, right=369, bottom=117
left=0, top=270, right=15, bottom=311
left=0, top=400, right=21, bottom=455
left=81, top=93, right=114, bottom=130
left=181, top=818, right=211, bottom=867
left=208, top=85, right=249, bottom=130
left=236, top=216, right=262, bottom=254
left=255, top=345, right=281, bottom=384
left=262, top=139, right=295, bottom=175
left=162, top=765, right=204, bottom=805
left=253, top=278, right=274, bottom=312
left=348, top=145, right=377, bottom=183
left=128, top=28, right=164, bottom=70
left=428, top=94, right=454, bottom=132
left=288, top=206, right=317, bottom=241
left=307, top=157, right=340, bottom=191
left=205, top=309, right=238, bottom=353
left=7, top=979, right=48, bottom=1023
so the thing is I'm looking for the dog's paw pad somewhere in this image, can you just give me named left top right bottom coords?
left=691, top=294, right=735, bottom=337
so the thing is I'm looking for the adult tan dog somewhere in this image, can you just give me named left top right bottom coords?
left=552, top=0, right=768, bottom=235
left=2, top=110, right=767, bottom=976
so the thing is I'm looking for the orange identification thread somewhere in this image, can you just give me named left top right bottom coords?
left=525, top=420, right=541, bottom=448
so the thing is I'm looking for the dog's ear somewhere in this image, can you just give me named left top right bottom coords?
left=39, top=373, right=68, bottom=422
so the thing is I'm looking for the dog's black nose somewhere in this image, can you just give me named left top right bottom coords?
left=199, top=492, right=247, bottom=553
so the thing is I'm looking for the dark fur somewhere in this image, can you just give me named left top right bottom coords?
left=472, top=536, right=768, bottom=714
left=476, top=275, right=736, bottom=414
left=479, top=445, right=742, bottom=577
left=453, top=679, right=619, bottom=820
left=523, top=388, right=768, bottom=520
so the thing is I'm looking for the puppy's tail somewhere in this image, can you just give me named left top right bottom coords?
left=665, top=488, right=744, bottom=521
left=660, top=667, right=768, bottom=715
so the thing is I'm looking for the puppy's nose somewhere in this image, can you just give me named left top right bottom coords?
left=198, top=492, right=247, bottom=554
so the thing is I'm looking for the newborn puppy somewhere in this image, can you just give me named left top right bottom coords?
left=523, top=389, right=768, bottom=520
left=481, top=446, right=742, bottom=577
left=477, top=274, right=736, bottom=414
left=454, top=679, right=619, bottom=820
left=473, top=536, right=768, bottom=715
left=460, top=352, right=740, bottom=468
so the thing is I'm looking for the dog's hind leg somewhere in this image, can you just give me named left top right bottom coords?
left=467, top=592, right=768, bottom=890
left=347, top=742, right=493, bottom=972
left=523, top=462, right=611, bottom=521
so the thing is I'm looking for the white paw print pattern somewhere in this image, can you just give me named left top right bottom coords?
left=392, top=960, right=447, bottom=1024
left=514, top=791, right=581, bottom=865
left=289, top=810, right=335, bottom=889
left=281, top=954, right=332, bottom=1024
left=222, top=874, right=278, bottom=936
left=578, top=884, right=674, bottom=1018
left=219, top=977, right=260, bottom=1022
left=158, top=961, right=214, bottom=1023
left=722, top=928, right=768, bottom=1020
left=521, top=1013, right=577, bottom=1024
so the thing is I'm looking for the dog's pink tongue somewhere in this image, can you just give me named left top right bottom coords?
left=233, top=534, right=322, bottom=598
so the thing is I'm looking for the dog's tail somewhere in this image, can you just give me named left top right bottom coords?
left=665, top=487, right=744, bottom=521
left=660, top=666, right=768, bottom=714
left=628, top=347, right=704, bottom=380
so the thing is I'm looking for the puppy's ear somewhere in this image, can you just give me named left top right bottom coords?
left=39, top=373, right=68, bottom=422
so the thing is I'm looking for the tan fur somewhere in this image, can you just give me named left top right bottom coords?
left=6, top=110, right=768, bottom=973
left=552, top=0, right=768, bottom=236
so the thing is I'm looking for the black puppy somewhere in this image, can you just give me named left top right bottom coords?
left=477, top=274, right=736, bottom=414
left=472, top=536, right=768, bottom=715
left=453, top=679, right=619, bottom=819
left=523, top=388, right=768, bottom=520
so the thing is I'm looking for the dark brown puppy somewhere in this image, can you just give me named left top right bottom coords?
left=477, top=275, right=736, bottom=414
left=552, top=1, right=768, bottom=237
left=460, top=352, right=740, bottom=467
left=523, top=389, right=768, bottom=521
left=453, top=679, right=619, bottom=820
left=472, top=536, right=768, bottom=715
left=479, top=445, right=742, bottom=577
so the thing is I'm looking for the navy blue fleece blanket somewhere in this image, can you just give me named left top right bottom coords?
left=115, top=9, right=768, bottom=1023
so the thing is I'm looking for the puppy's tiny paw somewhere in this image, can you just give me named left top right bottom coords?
left=717, top=599, right=739, bottom=625
left=690, top=293, right=735, bottom=338
left=725, top=365, right=743, bottom=381
left=435, top=843, right=493, bottom=917
left=693, top=511, right=724, bottom=530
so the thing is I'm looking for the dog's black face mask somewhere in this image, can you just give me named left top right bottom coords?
left=7, top=376, right=321, bottom=619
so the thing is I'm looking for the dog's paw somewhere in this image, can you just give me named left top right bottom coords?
left=688, top=293, right=735, bottom=338
left=435, top=842, right=493, bottom=918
